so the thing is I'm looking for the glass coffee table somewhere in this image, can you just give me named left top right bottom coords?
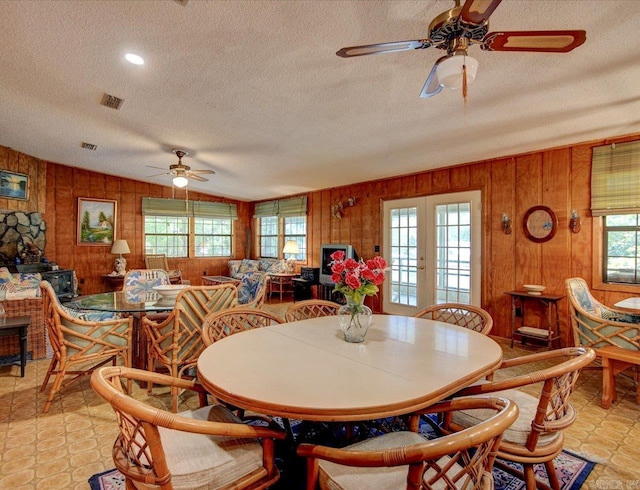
left=201, top=275, right=241, bottom=286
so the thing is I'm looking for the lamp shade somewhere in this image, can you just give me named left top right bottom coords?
left=283, top=240, right=299, bottom=255
left=110, top=239, right=130, bottom=255
left=437, top=54, right=478, bottom=89
left=173, top=175, right=188, bottom=188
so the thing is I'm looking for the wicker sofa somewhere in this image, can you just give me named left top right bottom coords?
left=0, top=268, right=47, bottom=360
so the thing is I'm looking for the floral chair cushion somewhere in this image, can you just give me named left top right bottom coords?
left=566, top=277, right=640, bottom=323
left=0, top=267, right=14, bottom=285
left=237, top=271, right=266, bottom=305
left=123, top=269, right=170, bottom=302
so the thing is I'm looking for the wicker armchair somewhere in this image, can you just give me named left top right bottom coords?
left=40, top=281, right=133, bottom=413
left=90, top=366, right=286, bottom=490
left=201, top=307, right=283, bottom=347
left=142, top=284, right=237, bottom=412
left=144, top=254, right=183, bottom=284
left=448, top=347, right=595, bottom=490
left=296, top=396, right=518, bottom=490
left=285, top=299, right=341, bottom=322
left=413, top=303, right=493, bottom=335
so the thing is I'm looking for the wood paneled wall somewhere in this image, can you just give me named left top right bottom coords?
left=5, top=131, right=640, bottom=345
left=0, top=146, right=248, bottom=295
left=271, top=133, right=640, bottom=346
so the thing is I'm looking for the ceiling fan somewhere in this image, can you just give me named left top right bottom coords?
left=336, top=0, right=586, bottom=99
left=147, top=148, right=215, bottom=188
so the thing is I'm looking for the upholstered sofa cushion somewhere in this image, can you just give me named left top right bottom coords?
left=228, top=258, right=285, bottom=280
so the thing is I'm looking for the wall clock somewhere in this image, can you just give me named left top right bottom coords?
left=523, top=206, right=557, bottom=243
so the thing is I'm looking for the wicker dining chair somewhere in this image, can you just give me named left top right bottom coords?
left=285, top=299, right=341, bottom=322
left=143, top=284, right=238, bottom=412
left=144, top=254, right=183, bottom=284
left=296, top=396, right=518, bottom=490
left=91, top=366, right=287, bottom=490
left=201, top=307, right=283, bottom=347
left=40, top=281, right=133, bottom=413
left=413, top=303, right=493, bottom=335
left=447, top=346, right=596, bottom=490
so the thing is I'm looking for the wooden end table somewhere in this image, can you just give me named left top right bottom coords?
left=268, top=273, right=297, bottom=301
left=0, top=315, right=31, bottom=377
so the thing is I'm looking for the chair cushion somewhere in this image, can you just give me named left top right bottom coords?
left=317, top=431, right=477, bottom=490
left=134, top=405, right=265, bottom=490
left=452, top=389, right=560, bottom=447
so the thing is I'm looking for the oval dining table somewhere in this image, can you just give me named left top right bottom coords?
left=197, top=314, right=503, bottom=423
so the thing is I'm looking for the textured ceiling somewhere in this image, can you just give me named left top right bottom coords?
left=1, top=0, right=639, bottom=201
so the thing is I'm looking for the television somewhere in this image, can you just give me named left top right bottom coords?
left=319, top=243, right=358, bottom=285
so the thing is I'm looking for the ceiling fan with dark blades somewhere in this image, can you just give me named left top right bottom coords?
left=147, top=148, right=215, bottom=187
left=336, top=0, right=586, bottom=99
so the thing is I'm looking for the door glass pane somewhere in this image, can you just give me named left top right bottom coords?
left=389, top=207, right=418, bottom=307
left=435, top=202, right=472, bottom=304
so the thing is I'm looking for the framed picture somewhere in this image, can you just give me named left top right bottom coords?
left=0, top=170, right=29, bottom=200
left=77, top=198, right=117, bottom=245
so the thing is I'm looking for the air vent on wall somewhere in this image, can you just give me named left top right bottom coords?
left=81, top=142, right=97, bottom=151
left=100, top=93, right=124, bottom=110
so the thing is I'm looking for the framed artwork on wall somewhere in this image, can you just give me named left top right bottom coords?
left=77, top=198, right=117, bottom=245
left=0, top=170, right=29, bottom=200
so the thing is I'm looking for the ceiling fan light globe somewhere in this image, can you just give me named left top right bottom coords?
left=173, top=176, right=188, bottom=188
left=436, top=55, right=478, bottom=89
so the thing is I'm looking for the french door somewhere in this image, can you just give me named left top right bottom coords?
left=382, top=191, right=482, bottom=316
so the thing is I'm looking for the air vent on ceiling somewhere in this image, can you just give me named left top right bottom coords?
left=100, top=93, right=124, bottom=110
left=81, top=142, right=97, bottom=151
left=173, top=0, right=188, bottom=5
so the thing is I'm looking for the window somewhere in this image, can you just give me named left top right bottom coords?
left=142, top=198, right=237, bottom=258
left=254, top=196, right=308, bottom=261
left=603, top=214, right=640, bottom=284
left=195, top=217, right=233, bottom=257
left=284, top=216, right=307, bottom=261
left=144, top=216, right=189, bottom=257
left=260, top=216, right=279, bottom=258
left=258, top=216, right=307, bottom=261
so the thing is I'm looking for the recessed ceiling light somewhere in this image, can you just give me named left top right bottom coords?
left=125, top=53, right=144, bottom=65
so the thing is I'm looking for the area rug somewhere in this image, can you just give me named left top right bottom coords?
left=89, top=448, right=594, bottom=490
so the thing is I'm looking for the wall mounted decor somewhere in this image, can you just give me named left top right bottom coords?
left=523, top=206, right=557, bottom=243
left=0, top=170, right=29, bottom=200
left=77, top=198, right=117, bottom=246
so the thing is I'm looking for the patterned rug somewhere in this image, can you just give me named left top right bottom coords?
left=89, top=447, right=594, bottom=490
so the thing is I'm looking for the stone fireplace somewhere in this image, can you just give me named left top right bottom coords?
left=0, top=211, right=46, bottom=264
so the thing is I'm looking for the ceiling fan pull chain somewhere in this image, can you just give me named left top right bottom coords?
left=462, top=62, right=468, bottom=102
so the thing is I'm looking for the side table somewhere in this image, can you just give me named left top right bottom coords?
left=202, top=275, right=241, bottom=286
left=268, top=273, right=297, bottom=301
left=0, top=315, right=31, bottom=377
left=102, top=274, right=124, bottom=291
left=505, top=290, right=564, bottom=349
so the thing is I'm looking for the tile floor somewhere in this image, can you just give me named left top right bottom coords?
left=1, top=326, right=639, bottom=489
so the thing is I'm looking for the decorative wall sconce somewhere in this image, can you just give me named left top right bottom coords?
left=502, top=213, right=512, bottom=235
left=570, top=209, right=581, bottom=234
left=331, top=197, right=356, bottom=219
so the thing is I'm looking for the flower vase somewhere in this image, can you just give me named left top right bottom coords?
left=338, top=297, right=372, bottom=343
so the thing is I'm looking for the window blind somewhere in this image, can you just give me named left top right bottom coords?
left=142, top=197, right=237, bottom=219
left=253, top=196, right=307, bottom=218
left=591, top=140, right=640, bottom=216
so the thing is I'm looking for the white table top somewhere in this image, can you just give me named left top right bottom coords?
left=197, top=315, right=503, bottom=422
left=614, top=297, right=640, bottom=312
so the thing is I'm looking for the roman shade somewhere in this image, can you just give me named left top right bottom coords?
left=253, top=196, right=307, bottom=218
left=142, top=198, right=238, bottom=219
left=591, top=140, right=640, bottom=216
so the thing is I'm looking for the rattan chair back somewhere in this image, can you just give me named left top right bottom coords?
left=297, top=396, right=518, bottom=490
left=202, top=307, right=283, bottom=346
left=566, top=277, right=640, bottom=350
left=143, top=284, right=238, bottom=411
left=414, top=303, right=493, bottom=335
left=40, top=280, right=133, bottom=413
left=451, top=346, right=596, bottom=489
left=90, top=366, right=286, bottom=490
left=285, top=299, right=341, bottom=322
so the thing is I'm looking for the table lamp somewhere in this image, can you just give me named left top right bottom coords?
left=111, top=239, right=130, bottom=275
left=282, top=240, right=299, bottom=273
